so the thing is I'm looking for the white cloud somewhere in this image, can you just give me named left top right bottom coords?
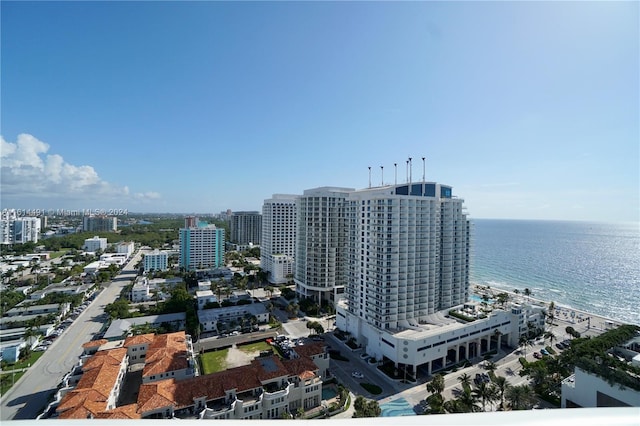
left=1, top=133, right=160, bottom=206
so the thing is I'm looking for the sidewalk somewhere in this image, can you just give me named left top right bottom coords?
left=331, top=392, right=356, bottom=419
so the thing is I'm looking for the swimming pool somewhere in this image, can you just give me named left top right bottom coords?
left=470, top=294, right=494, bottom=304
left=380, top=398, right=416, bottom=417
left=321, top=386, right=337, bottom=400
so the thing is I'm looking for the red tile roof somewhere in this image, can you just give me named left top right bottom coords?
left=94, top=404, right=141, bottom=419
left=123, top=333, right=155, bottom=347
left=142, top=331, right=190, bottom=379
left=56, top=348, right=127, bottom=419
left=291, top=342, right=326, bottom=358
left=82, top=339, right=108, bottom=348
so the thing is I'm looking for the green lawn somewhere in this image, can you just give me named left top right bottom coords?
left=6, top=352, right=44, bottom=370
left=237, top=341, right=271, bottom=354
left=49, top=250, right=69, bottom=259
left=0, top=371, right=25, bottom=396
left=200, top=349, right=229, bottom=374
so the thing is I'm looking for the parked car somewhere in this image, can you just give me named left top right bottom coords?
left=351, top=371, right=364, bottom=379
left=540, top=348, right=549, bottom=356
left=533, top=352, right=542, bottom=359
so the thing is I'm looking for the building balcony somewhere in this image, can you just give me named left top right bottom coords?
left=263, top=383, right=293, bottom=400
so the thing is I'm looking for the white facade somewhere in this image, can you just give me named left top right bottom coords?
left=345, top=183, right=469, bottom=330
left=195, top=290, right=217, bottom=309
left=0, top=210, right=41, bottom=245
left=83, top=236, right=108, bottom=252
left=562, top=367, right=640, bottom=408
left=261, top=194, right=299, bottom=284
left=198, top=304, right=269, bottom=333
left=144, top=250, right=169, bottom=272
left=337, top=303, right=512, bottom=375
left=294, top=187, right=353, bottom=304
left=116, top=241, right=135, bottom=257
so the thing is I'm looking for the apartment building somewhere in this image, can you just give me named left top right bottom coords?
left=143, top=250, right=169, bottom=272
left=0, top=209, right=41, bottom=244
left=82, top=215, right=117, bottom=232
left=179, top=222, right=225, bottom=270
left=230, top=211, right=262, bottom=245
left=294, top=187, right=353, bottom=305
left=83, top=236, right=107, bottom=252
left=260, top=194, right=299, bottom=284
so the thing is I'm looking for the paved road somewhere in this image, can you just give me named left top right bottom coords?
left=0, top=251, right=142, bottom=421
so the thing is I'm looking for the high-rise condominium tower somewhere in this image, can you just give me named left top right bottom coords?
left=260, top=194, right=299, bottom=284
left=294, top=187, right=354, bottom=305
left=345, top=182, right=470, bottom=331
left=179, top=221, right=225, bottom=270
left=230, top=211, right=262, bottom=245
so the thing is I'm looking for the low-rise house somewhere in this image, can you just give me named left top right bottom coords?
left=195, top=290, right=217, bottom=310
left=103, top=313, right=187, bottom=341
left=198, top=303, right=269, bottom=333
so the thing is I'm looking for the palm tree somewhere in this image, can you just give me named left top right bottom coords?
left=456, top=386, right=480, bottom=412
left=543, top=331, right=556, bottom=346
left=506, top=384, right=535, bottom=410
left=519, top=335, right=532, bottom=356
left=426, top=373, right=445, bottom=396
left=457, top=373, right=472, bottom=390
left=485, top=361, right=497, bottom=375
left=493, top=375, right=511, bottom=410
left=523, top=288, right=532, bottom=301
left=473, top=381, right=499, bottom=412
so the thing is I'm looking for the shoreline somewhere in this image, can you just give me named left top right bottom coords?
left=470, top=284, right=626, bottom=330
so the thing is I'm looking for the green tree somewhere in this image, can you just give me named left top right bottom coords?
left=506, top=384, right=535, bottom=410
left=472, top=381, right=499, bottom=412
left=493, top=375, right=511, bottom=410
left=426, top=373, right=445, bottom=396
left=353, top=396, right=381, bottom=418
left=457, top=373, right=472, bottom=390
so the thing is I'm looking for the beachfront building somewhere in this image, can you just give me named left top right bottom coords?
left=230, top=211, right=262, bottom=245
left=82, top=215, right=117, bottom=232
left=294, top=187, right=353, bottom=305
left=143, top=250, right=169, bottom=272
left=179, top=222, right=225, bottom=270
left=0, top=209, right=41, bottom=245
left=83, top=236, right=108, bottom=252
left=261, top=194, right=299, bottom=285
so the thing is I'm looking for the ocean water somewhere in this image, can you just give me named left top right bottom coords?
left=470, top=219, right=640, bottom=326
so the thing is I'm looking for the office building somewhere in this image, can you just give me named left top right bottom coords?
left=294, top=187, right=353, bottom=305
left=260, top=194, right=299, bottom=284
left=83, top=236, right=108, bottom=252
left=230, top=211, right=262, bottom=245
left=179, top=221, right=225, bottom=270
left=82, top=215, right=117, bottom=232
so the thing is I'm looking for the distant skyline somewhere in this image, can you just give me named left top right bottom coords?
left=1, top=1, right=638, bottom=223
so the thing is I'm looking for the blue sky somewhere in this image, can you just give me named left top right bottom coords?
left=1, top=1, right=638, bottom=222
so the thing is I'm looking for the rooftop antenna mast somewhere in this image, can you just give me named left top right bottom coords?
left=409, top=157, right=413, bottom=186
left=406, top=160, right=409, bottom=183
left=380, top=166, right=384, bottom=186
left=368, top=166, right=372, bottom=189
left=394, top=163, right=397, bottom=185
left=422, top=157, right=426, bottom=182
